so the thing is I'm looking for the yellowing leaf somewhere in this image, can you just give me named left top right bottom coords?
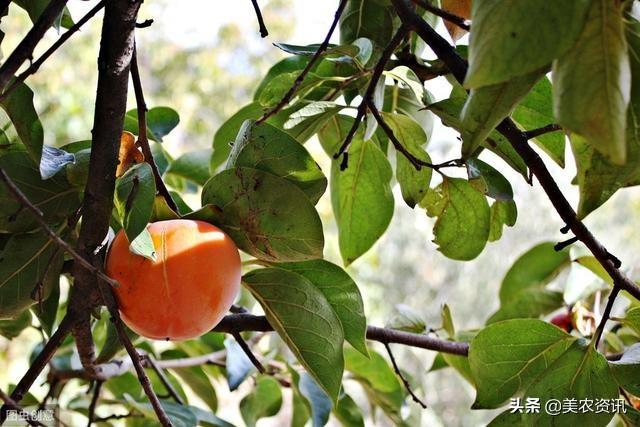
left=116, top=131, right=144, bottom=177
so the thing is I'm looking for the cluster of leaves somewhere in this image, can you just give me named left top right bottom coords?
left=4, top=0, right=640, bottom=426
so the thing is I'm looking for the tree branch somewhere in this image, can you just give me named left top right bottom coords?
left=0, top=316, right=74, bottom=423
left=0, top=1, right=105, bottom=103
left=522, top=124, right=563, bottom=140
left=143, top=354, right=185, bottom=405
left=232, top=331, right=266, bottom=374
left=0, top=388, right=44, bottom=427
left=0, top=168, right=118, bottom=288
left=0, top=0, right=69, bottom=91
left=250, top=0, right=268, bottom=38
left=256, top=0, right=348, bottom=124
left=333, top=24, right=410, bottom=168
left=411, top=0, right=470, bottom=31
left=391, top=0, right=640, bottom=308
left=130, top=45, right=178, bottom=212
left=383, top=342, right=427, bottom=409
left=86, top=381, right=103, bottom=427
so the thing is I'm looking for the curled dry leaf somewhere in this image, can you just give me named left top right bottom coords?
left=116, top=131, right=144, bottom=177
left=442, top=0, right=471, bottom=43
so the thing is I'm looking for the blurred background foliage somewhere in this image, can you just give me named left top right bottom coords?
left=1, top=1, right=640, bottom=426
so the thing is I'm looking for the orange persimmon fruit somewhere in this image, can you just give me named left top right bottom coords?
left=106, top=219, right=241, bottom=340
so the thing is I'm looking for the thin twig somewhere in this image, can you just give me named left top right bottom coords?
left=0, top=388, right=45, bottom=427
left=143, top=354, right=185, bottom=405
left=0, top=168, right=119, bottom=288
left=95, top=411, right=141, bottom=422
left=0, top=1, right=105, bottom=103
left=522, top=124, right=562, bottom=140
left=411, top=0, right=470, bottom=31
left=366, top=99, right=459, bottom=171
left=86, top=381, right=103, bottom=427
left=593, top=287, right=621, bottom=348
left=250, top=0, right=268, bottom=37
left=0, top=0, right=69, bottom=91
left=232, top=331, right=266, bottom=374
left=333, top=25, right=410, bottom=168
left=112, top=317, right=173, bottom=427
left=130, top=45, right=178, bottom=212
left=383, top=342, right=427, bottom=409
left=391, top=0, right=640, bottom=307
left=0, top=316, right=74, bottom=424
left=256, top=0, right=348, bottom=124
left=554, top=236, right=579, bottom=252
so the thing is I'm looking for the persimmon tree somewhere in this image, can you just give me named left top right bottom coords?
left=1, top=0, right=640, bottom=426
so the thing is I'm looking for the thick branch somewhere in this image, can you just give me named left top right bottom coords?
left=0, top=1, right=105, bottom=103
left=256, top=0, right=348, bottom=124
left=214, top=314, right=470, bottom=356
left=391, top=0, right=640, bottom=304
left=0, top=0, right=69, bottom=91
left=130, top=45, right=178, bottom=212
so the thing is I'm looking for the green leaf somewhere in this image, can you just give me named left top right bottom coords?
left=65, top=148, right=90, bottom=187
left=384, top=66, right=425, bottom=102
left=228, top=121, right=327, bottom=204
left=331, top=139, right=394, bottom=265
left=125, top=395, right=199, bottom=427
left=383, top=113, right=432, bottom=208
left=13, top=0, right=74, bottom=29
left=460, top=68, right=545, bottom=158
left=621, top=307, right=640, bottom=336
left=161, top=349, right=218, bottom=412
left=340, top=0, right=397, bottom=49
left=344, top=347, right=406, bottom=426
left=274, top=42, right=360, bottom=62
left=33, top=278, right=59, bottom=337
left=0, top=231, right=63, bottom=319
left=224, top=337, right=255, bottom=391
left=488, top=200, right=517, bottom=242
left=239, top=376, right=283, bottom=427
left=147, top=107, right=180, bottom=140
left=487, top=289, right=564, bottom=324
left=424, top=177, right=490, bottom=261
left=211, top=102, right=264, bottom=170
left=114, top=163, right=156, bottom=247
left=258, top=71, right=323, bottom=108
left=499, top=242, right=570, bottom=304
left=428, top=96, right=529, bottom=178
left=522, top=342, right=617, bottom=426
left=284, top=102, right=344, bottom=143
left=465, top=0, right=590, bottom=87
left=552, top=0, right=631, bottom=165
left=0, top=309, right=32, bottom=339
left=511, top=77, right=565, bottom=166
left=128, top=228, right=156, bottom=261
left=468, top=319, right=576, bottom=408
left=166, top=149, right=212, bottom=186
left=200, top=167, right=324, bottom=262
left=333, top=393, right=364, bottom=427
left=278, top=259, right=368, bottom=356
left=441, top=304, right=455, bottom=338
left=255, top=56, right=311, bottom=100
left=39, top=146, right=74, bottom=180
left=0, top=82, right=44, bottom=163
left=610, top=343, right=640, bottom=396
left=386, top=304, right=426, bottom=334
left=571, top=130, right=640, bottom=219
left=466, top=158, right=513, bottom=201
left=243, top=268, right=345, bottom=401
left=0, top=150, right=80, bottom=233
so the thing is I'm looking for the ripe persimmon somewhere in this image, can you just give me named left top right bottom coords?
left=106, top=219, right=241, bottom=341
